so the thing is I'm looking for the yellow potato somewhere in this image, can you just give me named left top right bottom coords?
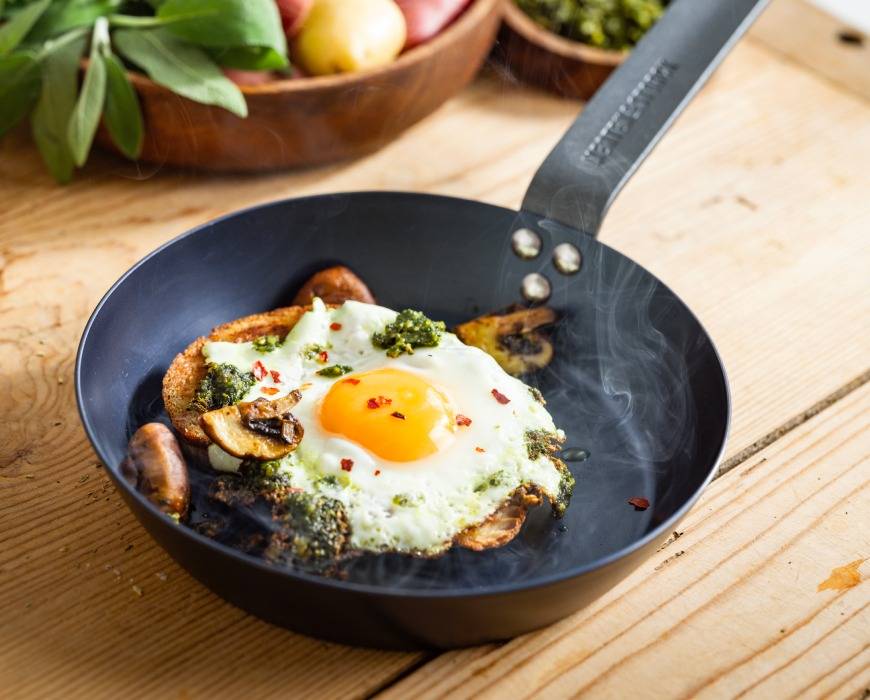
left=293, top=0, right=407, bottom=75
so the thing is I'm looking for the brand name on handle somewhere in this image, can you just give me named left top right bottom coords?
left=581, top=59, right=679, bottom=166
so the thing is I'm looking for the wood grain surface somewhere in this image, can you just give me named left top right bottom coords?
left=1, top=5, right=869, bottom=697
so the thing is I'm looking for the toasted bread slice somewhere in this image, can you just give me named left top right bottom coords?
left=162, top=306, right=309, bottom=446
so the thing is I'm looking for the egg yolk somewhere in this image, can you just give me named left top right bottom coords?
left=319, top=368, right=456, bottom=462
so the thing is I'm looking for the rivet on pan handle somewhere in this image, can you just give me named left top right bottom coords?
left=521, top=0, right=770, bottom=237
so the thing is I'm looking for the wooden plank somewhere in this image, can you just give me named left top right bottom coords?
left=377, top=381, right=870, bottom=700
left=1, top=29, right=869, bottom=698
left=751, top=0, right=870, bottom=101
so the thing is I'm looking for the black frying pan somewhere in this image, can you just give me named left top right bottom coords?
left=76, top=0, right=768, bottom=649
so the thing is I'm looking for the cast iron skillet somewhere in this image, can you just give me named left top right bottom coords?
left=76, top=0, right=768, bottom=649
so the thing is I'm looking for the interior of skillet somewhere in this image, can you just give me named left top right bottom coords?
left=81, top=191, right=728, bottom=591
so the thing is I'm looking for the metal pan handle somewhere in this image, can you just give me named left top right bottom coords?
left=521, top=0, right=769, bottom=236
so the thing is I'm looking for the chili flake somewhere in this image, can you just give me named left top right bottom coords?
left=344, top=377, right=361, bottom=385
left=475, top=446, right=485, bottom=453
left=269, top=369, right=282, bottom=383
left=374, top=469, right=381, bottom=476
left=456, top=414, right=472, bottom=427
left=261, top=387, right=279, bottom=396
left=367, top=395, right=392, bottom=409
left=491, top=388, right=511, bottom=404
left=252, top=360, right=268, bottom=380
left=391, top=411, right=406, bottom=420
left=317, top=350, right=329, bottom=364
left=340, top=458, right=354, bottom=472
left=330, top=322, right=343, bottom=331
left=627, top=497, right=650, bottom=511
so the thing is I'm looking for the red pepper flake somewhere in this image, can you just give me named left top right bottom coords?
left=456, top=414, right=472, bottom=427
left=330, top=322, right=343, bottom=331
left=317, top=350, right=329, bottom=364
left=627, top=497, right=650, bottom=511
left=252, top=360, right=268, bottom=380
left=391, top=411, right=405, bottom=420
left=367, top=395, right=392, bottom=409
left=491, top=388, right=511, bottom=404
left=343, top=377, right=361, bottom=385
left=475, top=446, right=485, bottom=453
left=261, top=387, right=279, bottom=396
left=269, top=369, right=282, bottom=383
left=374, top=469, right=381, bottom=476
left=340, top=458, right=354, bottom=472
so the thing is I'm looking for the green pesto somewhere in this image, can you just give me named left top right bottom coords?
left=372, top=309, right=446, bottom=358
left=275, top=492, right=348, bottom=563
left=392, top=493, right=422, bottom=507
left=252, top=334, right=283, bottom=353
left=525, top=428, right=562, bottom=461
left=553, top=463, right=575, bottom=518
left=302, top=343, right=329, bottom=360
left=473, top=469, right=507, bottom=493
left=316, top=364, right=354, bottom=378
left=515, top=0, right=666, bottom=50
left=528, top=386, right=546, bottom=405
left=192, top=362, right=256, bottom=412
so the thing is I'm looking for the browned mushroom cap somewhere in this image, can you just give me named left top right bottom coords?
left=122, top=423, right=190, bottom=519
left=200, top=391, right=304, bottom=460
left=455, top=307, right=557, bottom=376
left=454, top=485, right=543, bottom=551
left=292, top=265, right=376, bottom=306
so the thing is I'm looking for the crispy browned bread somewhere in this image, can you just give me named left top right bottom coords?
left=162, top=306, right=309, bottom=446
left=455, top=485, right=543, bottom=551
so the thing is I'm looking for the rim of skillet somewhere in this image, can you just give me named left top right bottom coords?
left=75, top=191, right=731, bottom=600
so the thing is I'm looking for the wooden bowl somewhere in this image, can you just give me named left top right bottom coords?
left=497, top=1, right=625, bottom=99
left=99, top=0, right=503, bottom=172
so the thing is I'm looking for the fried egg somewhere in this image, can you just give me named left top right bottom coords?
left=204, top=299, right=571, bottom=554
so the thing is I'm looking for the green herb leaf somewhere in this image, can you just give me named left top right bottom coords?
left=113, top=28, right=247, bottom=117
left=27, top=0, right=123, bottom=43
left=102, top=52, right=143, bottom=159
left=210, top=45, right=287, bottom=71
left=0, top=0, right=51, bottom=55
left=157, top=0, right=285, bottom=53
left=0, top=52, right=41, bottom=137
left=31, top=30, right=87, bottom=183
left=67, top=19, right=108, bottom=167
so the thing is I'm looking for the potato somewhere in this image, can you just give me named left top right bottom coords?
left=395, top=0, right=472, bottom=49
left=291, top=0, right=407, bottom=76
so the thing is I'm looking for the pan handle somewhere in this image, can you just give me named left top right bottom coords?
left=520, top=0, right=769, bottom=236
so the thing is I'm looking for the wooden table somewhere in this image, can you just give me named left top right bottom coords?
left=1, top=3, right=868, bottom=697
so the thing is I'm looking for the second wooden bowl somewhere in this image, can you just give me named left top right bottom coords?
left=497, top=1, right=625, bottom=99
left=99, top=0, right=503, bottom=172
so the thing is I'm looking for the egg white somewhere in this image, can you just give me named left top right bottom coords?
left=203, top=299, right=566, bottom=554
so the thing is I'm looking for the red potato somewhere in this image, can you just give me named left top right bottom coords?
left=395, top=0, right=473, bottom=49
left=276, top=0, right=313, bottom=37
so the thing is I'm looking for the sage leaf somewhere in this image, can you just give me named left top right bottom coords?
left=67, top=21, right=108, bottom=166
left=31, top=31, right=86, bottom=183
left=103, top=52, right=143, bottom=159
left=0, top=0, right=50, bottom=54
left=210, top=45, right=287, bottom=71
left=157, top=0, right=285, bottom=53
left=114, top=28, right=247, bottom=117
left=28, top=0, right=123, bottom=43
left=0, top=52, right=41, bottom=137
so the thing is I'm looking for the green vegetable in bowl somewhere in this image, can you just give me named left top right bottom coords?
left=0, top=0, right=288, bottom=183
left=515, top=0, right=667, bottom=51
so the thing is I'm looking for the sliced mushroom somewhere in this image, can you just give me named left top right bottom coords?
left=122, top=423, right=190, bottom=519
left=455, top=486, right=542, bottom=551
left=455, top=306, right=557, bottom=376
left=292, top=265, right=376, bottom=306
left=200, top=390, right=304, bottom=460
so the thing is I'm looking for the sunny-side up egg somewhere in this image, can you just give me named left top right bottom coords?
left=203, top=298, right=571, bottom=555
